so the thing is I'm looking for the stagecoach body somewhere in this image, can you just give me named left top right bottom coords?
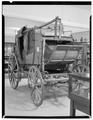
left=8, top=17, right=88, bottom=106
left=15, top=29, right=83, bottom=72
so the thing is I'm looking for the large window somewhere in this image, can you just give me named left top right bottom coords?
left=5, top=43, right=14, bottom=57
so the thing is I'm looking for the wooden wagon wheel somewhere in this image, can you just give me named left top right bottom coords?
left=8, top=54, right=19, bottom=89
left=71, top=64, right=88, bottom=91
left=72, top=64, right=88, bottom=73
left=28, top=66, right=43, bottom=106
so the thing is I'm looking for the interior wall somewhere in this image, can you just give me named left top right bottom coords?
left=3, top=5, right=91, bottom=42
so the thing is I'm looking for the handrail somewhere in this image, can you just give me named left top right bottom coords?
left=21, top=16, right=61, bottom=36
left=35, top=16, right=60, bottom=29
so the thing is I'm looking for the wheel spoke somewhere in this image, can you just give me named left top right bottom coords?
left=77, top=66, right=80, bottom=73
left=34, top=90, right=39, bottom=103
left=36, top=86, right=42, bottom=94
left=73, top=64, right=88, bottom=73
left=34, top=87, right=42, bottom=104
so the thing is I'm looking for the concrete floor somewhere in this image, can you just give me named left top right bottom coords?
left=5, top=75, right=88, bottom=117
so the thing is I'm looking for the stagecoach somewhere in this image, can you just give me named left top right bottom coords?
left=8, top=17, right=88, bottom=106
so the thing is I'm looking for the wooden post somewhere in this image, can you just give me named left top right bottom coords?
left=41, top=39, right=45, bottom=72
left=59, top=19, right=62, bottom=39
left=69, top=75, right=76, bottom=116
left=54, top=18, right=57, bottom=38
left=70, top=100, right=75, bottom=116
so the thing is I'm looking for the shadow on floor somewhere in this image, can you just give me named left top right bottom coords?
left=43, top=85, right=68, bottom=107
left=5, top=83, right=68, bottom=111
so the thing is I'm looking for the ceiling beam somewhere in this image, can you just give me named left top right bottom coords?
left=4, top=13, right=89, bottom=30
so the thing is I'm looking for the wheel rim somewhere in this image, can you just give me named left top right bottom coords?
left=29, top=66, right=43, bottom=106
left=8, top=54, right=19, bottom=89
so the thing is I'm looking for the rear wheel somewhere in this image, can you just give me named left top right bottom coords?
left=72, top=64, right=88, bottom=91
left=8, top=54, right=19, bottom=89
left=28, top=66, right=43, bottom=106
left=72, top=64, right=88, bottom=73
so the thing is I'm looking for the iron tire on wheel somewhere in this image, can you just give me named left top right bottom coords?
left=28, top=66, right=43, bottom=106
left=8, top=54, right=19, bottom=89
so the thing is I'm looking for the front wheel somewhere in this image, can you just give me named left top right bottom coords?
left=28, top=66, right=43, bottom=106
